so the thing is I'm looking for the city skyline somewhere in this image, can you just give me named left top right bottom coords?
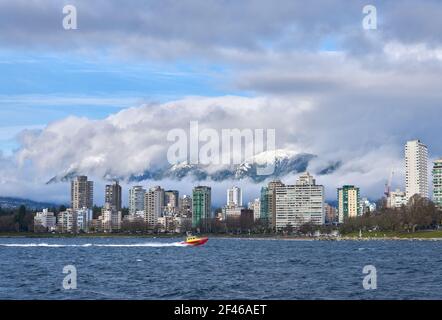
left=33, top=137, right=438, bottom=229
left=32, top=151, right=432, bottom=234
left=13, top=138, right=439, bottom=210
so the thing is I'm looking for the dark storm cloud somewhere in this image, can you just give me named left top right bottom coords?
left=0, top=0, right=423, bottom=56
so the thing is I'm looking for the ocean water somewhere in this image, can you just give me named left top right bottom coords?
left=0, top=237, right=441, bottom=300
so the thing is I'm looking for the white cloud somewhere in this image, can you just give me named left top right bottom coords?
left=2, top=94, right=440, bottom=205
left=15, top=96, right=310, bottom=178
left=384, top=42, right=442, bottom=62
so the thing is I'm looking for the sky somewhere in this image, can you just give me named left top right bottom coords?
left=1, top=0, right=442, bottom=207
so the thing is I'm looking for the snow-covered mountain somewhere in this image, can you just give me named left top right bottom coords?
left=47, top=149, right=341, bottom=184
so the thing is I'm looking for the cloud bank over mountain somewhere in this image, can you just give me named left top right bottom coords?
left=1, top=94, right=441, bottom=204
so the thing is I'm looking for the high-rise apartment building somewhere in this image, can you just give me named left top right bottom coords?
left=76, top=207, right=93, bottom=232
left=405, top=140, right=429, bottom=201
left=144, top=186, right=165, bottom=227
left=338, top=185, right=360, bottom=223
left=57, top=209, right=76, bottom=233
left=164, top=190, right=179, bottom=216
left=129, top=186, right=146, bottom=215
left=192, top=186, right=211, bottom=228
left=260, top=180, right=285, bottom=230
left=260, top=187, right=270, bottom=220
left=178, top=195, right=192, bottom=218
left=105, top=181, right=122, bottom=211
left=227, top=186, right=242, bottom=207
left=71, top=176, right=93, bottom=210
left=275, top=173, right=325, bottom=231
left=324, top=204, right=337, bottom=224
left=248, top=198, right=261, bottom=221
left=223, top=186, right=243, bottom=220
left=433, top=158, right=442, bottom=209
left=165, top=190, right=179, bottom=208
left=101, top=203, right=122, bottom=232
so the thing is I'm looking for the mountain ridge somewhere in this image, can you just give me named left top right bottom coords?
left=0, top=197, right=61, bottom=210
left=46, top=150, right=342, bottom=184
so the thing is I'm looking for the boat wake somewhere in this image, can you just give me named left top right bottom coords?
left=0, top=242, right=188, bottom=248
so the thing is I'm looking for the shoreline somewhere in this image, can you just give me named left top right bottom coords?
left=1, top=232, right=442, bottom=241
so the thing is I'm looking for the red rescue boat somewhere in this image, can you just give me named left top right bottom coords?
left=181, top=235, right=209, bottom=246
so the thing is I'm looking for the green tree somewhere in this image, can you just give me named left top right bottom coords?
left=15, top=205, right=27, bottom=232
left=93, top=205, right=102, bottom=219
left=121, top=207, right=129, bottom=217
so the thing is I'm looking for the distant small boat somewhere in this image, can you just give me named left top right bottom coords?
left=181, top=235, right=209, bottom=246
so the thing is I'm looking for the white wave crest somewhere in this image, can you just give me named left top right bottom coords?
left=0, top=242, right=188, bottom=248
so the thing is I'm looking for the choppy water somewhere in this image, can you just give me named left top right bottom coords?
left=0, top=237, right=441, bottom=300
